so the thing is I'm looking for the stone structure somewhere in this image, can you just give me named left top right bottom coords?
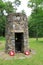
left=5, top=13, right=29, bottom=53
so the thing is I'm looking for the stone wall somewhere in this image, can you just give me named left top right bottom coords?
left=5, top=13, right=29, bottom=53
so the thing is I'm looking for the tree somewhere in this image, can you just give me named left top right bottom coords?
left=5, top=1, right=14, bottom=14
left=0, top=0, right=5, bottom=15
left=0, top=0, right=6, bottom=36
left=0, top=0, right=14, bottom=36
left=28, top=8, right=43, bottom=37
left=12, top=0, right=21, bottom=12
left=0, top=0, right=21, bottom=36
left=28, top=0, right=43, bottom=40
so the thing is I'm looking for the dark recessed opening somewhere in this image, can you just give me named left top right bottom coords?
left=15, top=33, right=24, bottom=53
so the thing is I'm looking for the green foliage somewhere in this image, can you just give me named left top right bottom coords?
left=13, top=0, right=21, bottom=11
left=0, top=0, right=14, bottom=36
left=0, top=15, right=6, bottom=36
left=5, top=1, right=14, bottom=13
left=30, top=0, right=43, bottom=4
left=14, top=0, right=21, bottom=6
left=28, top=7, right=43, bottom=37
left=0, top=0, right=5, bottom=10
left=0, top=0, right=21, bottom=36
left=28, top=0, right=43, bottom=8
left=28, top=0, right=43, bottom=38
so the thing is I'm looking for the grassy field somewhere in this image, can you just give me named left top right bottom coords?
left=0, top=37, right=43, bottom=65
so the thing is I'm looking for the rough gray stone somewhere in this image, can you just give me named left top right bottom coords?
left=5, top=13, right=29, bottom=53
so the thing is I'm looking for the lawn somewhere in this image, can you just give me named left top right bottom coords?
left=0, top=37, right=43, bottom=65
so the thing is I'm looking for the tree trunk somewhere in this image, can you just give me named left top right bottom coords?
left=36, top=26, right=38, bottom=41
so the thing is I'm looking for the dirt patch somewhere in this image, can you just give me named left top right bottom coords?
left=0, top=50, right=36, bottom=60
left=0, top=42, right=2, bottom=46
left=0, top=42, right=3, bottom=47
left=0, top=42, right=2, bottom=44
left=31, top=49, right=36, bottom=55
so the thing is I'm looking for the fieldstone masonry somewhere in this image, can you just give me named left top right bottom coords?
left=5, top=13, right=29, bottom=53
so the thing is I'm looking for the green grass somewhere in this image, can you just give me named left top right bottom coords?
left=0, top=36, right=5, bottom=50
left=0, top=37, right=43, bottom=65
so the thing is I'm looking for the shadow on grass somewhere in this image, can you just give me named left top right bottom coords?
left=0, top=36, right=5, bottom=41
left=37, top=41, right=43, bottom=44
